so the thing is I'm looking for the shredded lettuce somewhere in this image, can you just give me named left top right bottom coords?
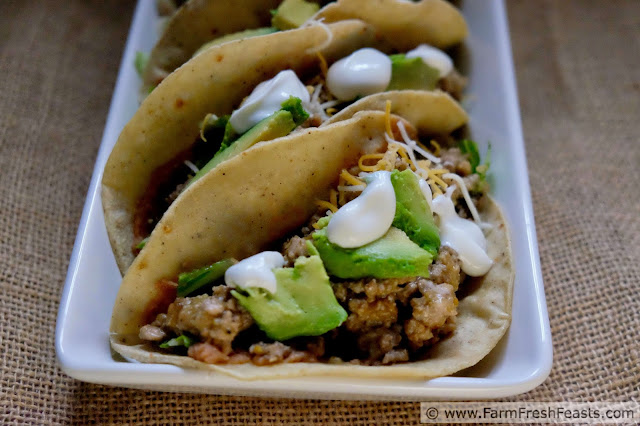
left=134, top=51, right=149, bottom=77
left=134, top=236, right=149, bottom=250
left=199, top=114, right=236, bottom=146
left=177, top=259, right=235, bottom=297
left=159, top=334, right=195, bottom=349
left=458, top=139, right=481, bottom=172
left=476, top=143, right=491, bottom=181
left=458, top=139, right=491, bottom=186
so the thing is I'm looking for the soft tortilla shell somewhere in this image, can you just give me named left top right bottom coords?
left=103, top=21, right=376, bottom=274
left=109, top=97, right=466, bottom=334
left=315, top=0, right=467, bottom=51
left=143, top=0, right=467, bottom=94
left=142, top=0, right=282, bottom=94
left=110, top=112, right=392, bottom=338
left=324, top=90, right=468, bottom=135
left=110, top=112, right=514, bottom=380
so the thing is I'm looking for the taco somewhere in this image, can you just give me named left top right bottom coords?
left=140, top=0, right=467, bottom=95
left=103, top=20, right=468, bottom=274
left=109, top=100, right=513, bottom=380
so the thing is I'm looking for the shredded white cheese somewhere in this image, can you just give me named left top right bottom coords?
left=443, top=173, right=482, bottom=224
left=183, top=160, right=199, bottom=174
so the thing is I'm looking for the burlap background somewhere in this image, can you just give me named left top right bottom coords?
left=1, top=0, right=638, bottom=424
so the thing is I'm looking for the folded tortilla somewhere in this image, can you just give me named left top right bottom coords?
left=142, top=0, right=467, bottom=94
left=103, top=20, right=377, bottom=273
left=109, top=108, right=513, bottom=380
left=104, top=16, right=468, bottom=274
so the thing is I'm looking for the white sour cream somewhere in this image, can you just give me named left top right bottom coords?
left=326, top=48, right=392, bottom=101
left=224, top=251, right=285, bottom=294
left=406, top=44, right=453, bottom=78
left=229, top=70, right=310, bottom=134
left=327, top=171, right=396, bottom=248
left=418, top=178, right=433, bottom=210
left=431, top=186, right=493, bottom=276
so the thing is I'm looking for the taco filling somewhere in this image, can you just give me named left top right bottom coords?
left=135, top=115, right=492, bottom=366
left=133, top=46, right=466, bottom=252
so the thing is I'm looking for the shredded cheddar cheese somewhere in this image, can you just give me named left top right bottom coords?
left=396, top=146, right=414, bottom=169
left=358, top=153, right=385, bottom=172
left=417, top=159, right=431, bottom=169
left=340, top=169, right=365, bottom=186
left=316, top=52, right=328, bottom=78
left=429, top=140, right=441, bottom=156
left=329, top=189, right=338, bottom=207
left=429, top=182, right=443, bottom=196
left=384, top=100, right=393, bottom=138
left=315, top=200, right=338, bottom=213
left=313, top=115, right=466, bottom=220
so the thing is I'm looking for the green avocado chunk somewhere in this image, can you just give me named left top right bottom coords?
left=312, top=227, right=433, bottom=279
left=271, top=0, right=320, bottom=30
left=231, top=246, right=347, bottom=341
left=390, top=169, right=440, bottom=257
left=193, top=27, right=278, bottom=57
left=190, top=109, right=297, bottom=184
left=387, top=54, right=440, bottom=91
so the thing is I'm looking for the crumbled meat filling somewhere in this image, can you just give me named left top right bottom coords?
left=141, top=231, right=464, bottom=366
left=249, top=341, right=318, bottom=365
left=404, top=280, right=457, bottom=349
left=282, top=235, right=310, bottom=266
left=328, top=248, right=462, bottom=364
left=149, top=285, right=253, bottom=354
left=138, top=324, right=166, bottom=341
left=428, top=246, right=462, bottom=291
left=438, top=69, right=467, bottom=101
left=356, top=325, right=403, bottom=362
left=345, top=297, right=398, bottom=331
left=440, top=147, right=472, bottom=177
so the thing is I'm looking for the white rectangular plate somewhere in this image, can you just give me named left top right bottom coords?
left=56, top=0, right=552, bottom=400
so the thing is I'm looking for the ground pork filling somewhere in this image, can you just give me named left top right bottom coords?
left=140, top=246, right=462, bottom=366
left=139, top=132, right=486, bottom=366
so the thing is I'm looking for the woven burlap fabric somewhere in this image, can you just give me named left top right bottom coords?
left=1, top=0, right=638, bottom=424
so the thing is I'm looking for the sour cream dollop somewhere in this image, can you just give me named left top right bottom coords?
left=431, top=187, right=492, bottom=276
left=418, top=178, right=433, bottom=209
left=229, top=70, right=310, bottom=134
left=327, top=171, right=396, bottom=248
left=326, top=48, right=392, bottom=101
left=224, top=251, right=285, bottom=294
left=405, top=44, right=453, bottom=78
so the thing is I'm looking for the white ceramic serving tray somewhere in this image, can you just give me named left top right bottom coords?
left=56, top=0, right=552, bottom=400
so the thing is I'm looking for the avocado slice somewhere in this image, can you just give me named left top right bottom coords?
left=193, top=27, right=278, bottom=57
left=312, top=227, right=433, bottom=279
left=391, top=170, right=440, bottom=256
left=232, top=246, right=347, bottom=341
left=190, top=109, right=297, bottom=184
left=271, top=0, right=320, bottom=31
left=387, top=54, right=440, bottom=91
